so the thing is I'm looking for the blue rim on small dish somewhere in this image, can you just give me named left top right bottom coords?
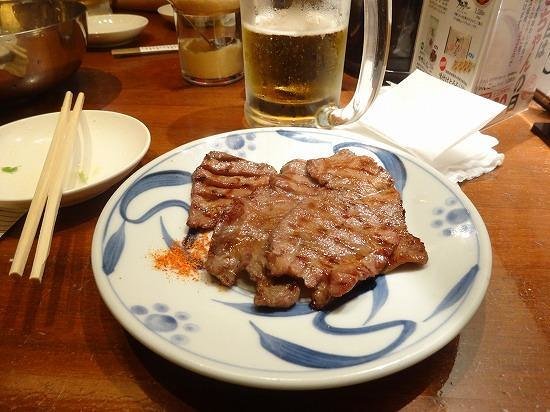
left=91, top=127, right=491, bottom=390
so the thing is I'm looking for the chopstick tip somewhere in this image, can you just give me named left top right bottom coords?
left=29, top=264, right=45, bottom=282
left=29, top=275, right=43, bottom=283
left=8, top=260, right=24, bottom=277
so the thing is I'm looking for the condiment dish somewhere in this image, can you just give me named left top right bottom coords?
left=87, top=14, right=149, bottom=47
left=157, top=4, right=176, bottom=27
left=0, top=110, right=150, bottom=209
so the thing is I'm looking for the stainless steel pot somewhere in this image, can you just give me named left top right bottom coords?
left=0, top=0, right=87, bottom=101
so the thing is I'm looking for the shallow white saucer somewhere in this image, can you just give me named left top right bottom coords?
left=157, top=4, right=175, bottom=27
left=0, top=110, right=150, bottom=209
left=87, top=14, right=149, bottom=47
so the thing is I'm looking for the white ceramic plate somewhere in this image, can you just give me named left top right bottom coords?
left=0, top=110, right=150, bottom=209
left=157, top=4, right=175, bottom=27
left=87, top=14, right=149, bottom=47
left=91, top=128, right=491, bottom=390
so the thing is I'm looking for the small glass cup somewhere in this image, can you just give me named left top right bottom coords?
left=172, top=5, right=243, bottom=86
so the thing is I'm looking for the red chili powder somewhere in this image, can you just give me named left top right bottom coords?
left=151, top=233, right=211, bottom=280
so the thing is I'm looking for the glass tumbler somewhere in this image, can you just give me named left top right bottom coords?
left=171, top=0, right=243, bottom=86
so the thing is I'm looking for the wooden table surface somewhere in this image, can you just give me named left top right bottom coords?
left=1, top=12, right=549, bottom=411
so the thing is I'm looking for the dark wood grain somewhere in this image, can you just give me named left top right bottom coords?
left=1, top=12, right=549, bottom=411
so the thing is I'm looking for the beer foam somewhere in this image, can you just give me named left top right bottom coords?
left=246, top=8, right=346, bottom=36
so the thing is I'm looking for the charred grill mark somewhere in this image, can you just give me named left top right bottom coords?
left=189, top=150, right=427, bottom=309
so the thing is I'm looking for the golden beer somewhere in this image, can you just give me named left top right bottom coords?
left=242, top=12, right=348, bottom=126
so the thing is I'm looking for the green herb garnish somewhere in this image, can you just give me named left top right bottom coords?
left=78, top=170, right=88, bottom=183
left=1, top=166, right=20, bottom=174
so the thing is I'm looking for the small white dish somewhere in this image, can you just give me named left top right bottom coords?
left=0, top=110, right=150, bottom=209
left=157, top=4, right=176, bottom=27
left=87, top=14, right=149, bottom=47
left=91, top=127, right=491, bottom=390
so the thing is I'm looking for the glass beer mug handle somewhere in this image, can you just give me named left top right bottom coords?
left=316, top=0, right=391, bottom=128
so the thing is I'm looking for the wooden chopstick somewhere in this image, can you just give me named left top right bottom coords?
left=29, top=92, right=85, bottom=281
left=9, top=92, right=73, bottom=277
left=9, top=91, right=85, bottom=280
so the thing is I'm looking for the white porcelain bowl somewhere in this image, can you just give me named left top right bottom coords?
left=0, top=110, right=150, bottom=208
left=157, top=4, right=176, bottom=27
left=87, top=14, right=149, bottom=47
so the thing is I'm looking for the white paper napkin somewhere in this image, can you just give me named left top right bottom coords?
left=347, top=70, right=506, bottom=183
left=431, top=131, right=504, bottom=182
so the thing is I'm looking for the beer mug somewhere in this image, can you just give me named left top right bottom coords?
left=240, top=0, right=390, bottom=128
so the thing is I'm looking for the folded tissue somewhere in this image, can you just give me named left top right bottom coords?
left=349, top=70, right=506, bottom=183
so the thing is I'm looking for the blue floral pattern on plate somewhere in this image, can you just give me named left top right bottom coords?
left=91, top=127, right=492, bottom=390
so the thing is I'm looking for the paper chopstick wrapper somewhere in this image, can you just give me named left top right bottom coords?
left=112, top=44, right=178, bottom=57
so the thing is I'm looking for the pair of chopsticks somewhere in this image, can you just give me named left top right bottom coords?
left=9, top=91, right=85, bottom=281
